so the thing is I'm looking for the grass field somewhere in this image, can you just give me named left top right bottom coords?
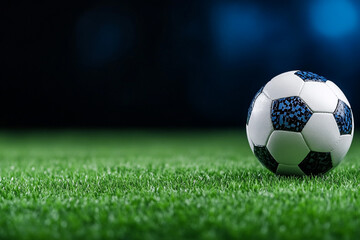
left=0, top=130, right=358, bottom=240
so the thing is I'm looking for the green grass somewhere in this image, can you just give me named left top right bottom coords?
left=0, top=130, right=358, bottom=240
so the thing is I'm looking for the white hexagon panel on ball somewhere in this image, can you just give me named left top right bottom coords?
left=299, top=82, right=338, bottom=113
left=276, top=164, right=305, bottom=176
left=247, top=93, right=273, bottom=147
left=331, top=135, right=353, bottom=167
left=263, top=70, right=304, bottom=100
left=326, top=80, right=351, bottom=107
left=301, top=113, right=340, bottom=152
left=246, top=125, right=254, bottom=153
left=267, top=131, right=310, bottom=165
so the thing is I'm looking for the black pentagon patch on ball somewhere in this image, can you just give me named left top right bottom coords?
left=294, top=70, right=327, bottom=82
left=247, top=86, right=263, bottom=125
left=333, top=100, right=353, bottom=135
left=254, top=146, right=278, bottom=173
left=298, top=152, right=332, bottom=175
left=271, top=96, right=312, bottom=132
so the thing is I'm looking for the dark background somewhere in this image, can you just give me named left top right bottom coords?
left=1, top=0, right=359, bottom=128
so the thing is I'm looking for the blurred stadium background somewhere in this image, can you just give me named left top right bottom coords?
left=1, top=0, right=359, bottom=128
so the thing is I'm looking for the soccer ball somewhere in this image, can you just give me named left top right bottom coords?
left=246, top=70, right=354, bottom=176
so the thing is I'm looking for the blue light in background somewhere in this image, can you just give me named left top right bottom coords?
left=211, top=3, right=266, bottom=62
left=75, top=7, right=128, bottom=68
left=309, top=0, right=358, bottom=38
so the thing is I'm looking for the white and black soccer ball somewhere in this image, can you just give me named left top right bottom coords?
left=246, top=70, right=354, bottom=176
